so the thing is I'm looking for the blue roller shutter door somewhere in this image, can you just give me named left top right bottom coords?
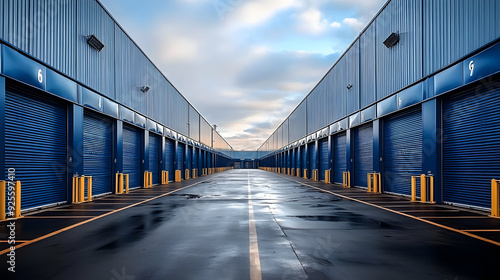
left=309, top=142, right=318, bottom=174
left=383, top=107, right=422, bottom=196
left=176, top=143, right=185, bottom=179
left=334, top=132, right=347, bottom=184
left=193, top=147, right=198, bottom=175
left=291, top=149, right=295, bottom=170
left=123, top=124, right=141, bottom=189
left=354, top=123, right=373, bottom=188
left=164, top=139, right=174, bottom=181
left=186, top=146, right=193, bottom=172
left=296, top=148, right=301, bottom=170
left=83, top=111, right=113, bottom=196
left=319, top=138, right=329, bottom=181
left=443, top=84, right=500, bottom=209
left=149, top=134, right=160, bottom=185
left=301, top=145, right=307, bottom=174
left=5, top=86, right=67, bottom=210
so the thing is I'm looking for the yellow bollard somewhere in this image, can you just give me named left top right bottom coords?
left=14, top=181, right=21, bottom=219
left=72, top=176, right=78, bottom=203
left=303, top=169, right=308, bottom=179
left=149, top=172, right=153, bottom=188
left=79, top=176, right=84, bottom=203
left=0, top=181, right=5, bottom=220
left=420, top=174, right=427, bottom=202
left=343, top=172, right=350, bottom=188
left=185, top=169, right=190, bottom=180
left=192, top=169, right=196, bottom=179
left=325, top=170, right=330, bottom=184
left=367, top=173, right=372, bottom=192
left=491, top=179, right=500, bottom=217
left=411, top=176, right=417, bottom=202
left=119, top=173, right=124, bottom=194
left=87, top=176, right=93, bottom=201
left=374, top=173, right=380, bottom=193
left=429, top=176, right=434, bottom=203
left=124, top=174, right=129, bottom=194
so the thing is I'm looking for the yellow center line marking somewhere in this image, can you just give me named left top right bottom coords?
left=0, top=179, right=215, bottom=256
left=464, top=229, right=500, bottom=232
left=248, top=172, right=262, bottom=280
left=400, top=210, right=460, bottom=213
left=48, top=209, right=116, bottom=211
left=22, top=216, right=95, bottom=219
left=278, top=175, right=500, bottom=247
left=418, top=216, right=489, bottom=219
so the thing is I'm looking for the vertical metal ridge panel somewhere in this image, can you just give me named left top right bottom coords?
left=354, top=123, right=373, bottom=187
left=29, top=0, right=77, bottom=77
left=2, top=0, right=30, bottom=52
left=149, top=134, right=160, bottom=185
left=346, top=40, right=360, bottom=114
left=200, top=118, right=212, bottom=147
left=334, top=132, right=347, bottom=184
left=376, top=0, right=422, bottom=99
left=360, top=23, right=376, bottom=108
left=289, top=102, right=306, bottom=142
left=423, top=0, right=500, bottom=76
left=189, top=106, right=200, bottom=141
left=77, top=0, right=115, bottom=98
left=328, top=57, right=347, bottom=123
left=383, top=107, right=422, bottom=196
left=278, top=125, right=283, bottom=148
left=442, top=82, right=500, bottom=209
left=283, top=119, right=289, bottom=147
left=114, top=26, right=148, bottom=114
left=123, top=124, right=141, bottom=189
left=5, top=84, right=67, bottom=210
left=168, top=88, right=189, bottom=135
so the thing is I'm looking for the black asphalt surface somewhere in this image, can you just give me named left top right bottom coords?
left=1, top=169, right=500, bottom=279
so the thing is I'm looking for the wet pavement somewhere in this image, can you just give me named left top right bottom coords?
left=1, top=169, right=500, bottom=279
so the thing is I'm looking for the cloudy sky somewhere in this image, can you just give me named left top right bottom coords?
left=100, top=0, right=386, bottom=151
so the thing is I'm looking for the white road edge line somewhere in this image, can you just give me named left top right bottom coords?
left=248, top=171, right=262, bottom=280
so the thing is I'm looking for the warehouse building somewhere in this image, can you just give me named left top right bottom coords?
left=258, top=0, right=500, bottom=212
left=0, top=0, right=234, bottom=212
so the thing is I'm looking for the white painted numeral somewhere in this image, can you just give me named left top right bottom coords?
left=469, top=60, right=474, bottom=76
left=37, top=69, right=43, bottom=83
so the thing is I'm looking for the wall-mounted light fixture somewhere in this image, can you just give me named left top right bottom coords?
left=346, top=84, right=353, bottom=90
left=140, top=86, right=150, bottom=93
left=87, top=35, right=104, bottom=52
left=383, top=32, right=399, bottom=48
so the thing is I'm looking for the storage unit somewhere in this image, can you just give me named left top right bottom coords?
left=334, top=132, right=347, bottom=184
left=186, top=145, right=193, bottom=173
left=354, top=123, right=373, bottom=187
left=383, top=107, right=422, bottom=196
left=309, top=142, right=318, bottom=176
left=149, top=134, right=160, bottom=185
left=442, top=83, right=500, bottom=209
left=164, top=139, right=175, bottom=181
left=83, top=110, right=113, bottom=196
left=176, top=143, right=185, bottom=179
left=319, top=138, right=330, bottom=181
left=5, top=84, right=67, bottom=210
left=295, top=148, right=301, bottom=171
left=123, top=124, right=142, bottom=189
left=193, top=147, right=198, bottom=175
left=301, top=145, right=308, bottom=175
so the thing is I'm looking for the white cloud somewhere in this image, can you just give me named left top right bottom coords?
left=229, top=0, right=298, bottom=26
left=297, top=9, right=329, bottom=34
left=330, top=21, right=341, bottom=28
left=159, top=37, right=199, bottom=62
left=342, top=17, right=365, bottom=33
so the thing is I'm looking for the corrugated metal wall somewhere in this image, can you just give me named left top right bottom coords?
left=77, top=0, right=115, bottom=98
left=375, top=0, right=422, bottom=99
left=189, top=106, right=200, bottom=142
left=288, top=101, right=306, bottom=142
left=423, top=0, right=500, bottom=76
left=200, top=118, right=212, bottom=147
left=1, top=0, right=228, bottom=152
left=360, top=24, right=376, bottom=108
